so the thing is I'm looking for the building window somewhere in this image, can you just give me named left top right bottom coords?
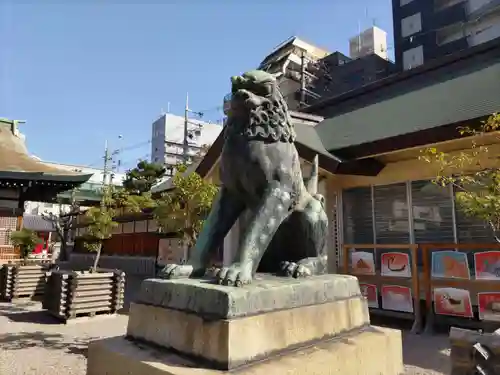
left=342, top=187, right=374, bottom=244
left=467, top=0, right=496, bottom=13
left=373, top=183, right=410, bottom=244
left=436, top=23, right=465, bottom=46
left=401, top=13, right=422, bottom=38
left=340, top=179, right=500, bottom=265
left=434, top=0, right=465, bottom=11
left=468, top=15, right=500, bottom=46
left=402, top=45, right=424, bottom=70
left=411, top=181, right=455, bottom=243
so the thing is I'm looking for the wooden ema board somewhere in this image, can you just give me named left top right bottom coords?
left=0, top=216, right=16, bottom=246
left=343, top=244, right=422, bottom=332
left=0, top=215, right=20, bottom=262
left=422, top=243, right=500, bottom=326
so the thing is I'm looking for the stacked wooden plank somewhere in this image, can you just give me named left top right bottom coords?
left=44, top=269, right=125, bottom=322
left=0, top=263, right=50, bottom=300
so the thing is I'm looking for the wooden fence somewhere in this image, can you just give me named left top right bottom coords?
left=343, top=243, right=500, bottom=333
left=73, top=233, right=159, bottom=257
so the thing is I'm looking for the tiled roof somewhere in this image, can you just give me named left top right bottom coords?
left=0, top=119, right=92, bottom=182
left=22, top=214, right=56, bottom=232
left=316, top=58, right=500, bottom=152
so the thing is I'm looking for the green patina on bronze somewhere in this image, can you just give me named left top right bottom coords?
left=159, top=70, right=328, bottom=286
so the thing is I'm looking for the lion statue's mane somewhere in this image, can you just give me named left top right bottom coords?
left=224, top=74, right=296, bottom=144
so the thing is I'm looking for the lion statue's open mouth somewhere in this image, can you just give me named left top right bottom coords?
left=158, top=70, right=328, bottom=287
left=226, top=70, right=296, bottom=144
left=230, top=71, right=275, bottom=109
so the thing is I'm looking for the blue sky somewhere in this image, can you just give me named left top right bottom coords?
left=1, top=0, right=393, bottom=170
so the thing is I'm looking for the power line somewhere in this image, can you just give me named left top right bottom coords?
left=83, top=158, right=105, bottom=168
left=82, top=138, right=151, bottom=170
left=117, top=140, right=151, bottom=153
left=118, top=154, right=151, bottom=170
left=194, top=104, right=224, bottom=117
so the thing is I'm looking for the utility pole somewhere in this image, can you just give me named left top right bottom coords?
left=115, top=135, right=124, bottom=173
left=183, top=92, right=190, bottom=163
left=300, top=52, right=307, bottom=107
left=101, top=140, right=110, bottom=209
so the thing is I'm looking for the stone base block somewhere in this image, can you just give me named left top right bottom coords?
left=127, top=274, right=369, bottom=369
left=87, top=326, right=404, bottom=375
left=450, top=327, right=500, bottom=374
left=127, top=296, right=369, bottom=369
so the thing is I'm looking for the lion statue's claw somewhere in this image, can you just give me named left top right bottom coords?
left=215, top=265, right=252, bottom=287
left=280, top=261, right=312, bottom=278
left=158, top=264, right=194, bottom=279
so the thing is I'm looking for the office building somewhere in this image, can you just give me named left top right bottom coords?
left=150, top=113, right=222, bottom=174
left=349, top=26, right=389, bottom=60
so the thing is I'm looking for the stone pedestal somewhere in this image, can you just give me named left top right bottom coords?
left=87, top=274, right=404, bottom=375
left=450, top=327, right=500, bottom=374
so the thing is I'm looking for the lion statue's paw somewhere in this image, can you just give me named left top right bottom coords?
left=215, top=264, right=252, bottom=287
left=158, top=264, right=194, bottom=279
left=279, top=261, right=312, bottom=278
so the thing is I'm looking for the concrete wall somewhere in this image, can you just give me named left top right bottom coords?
left=65, top=253, right=156, bottom=277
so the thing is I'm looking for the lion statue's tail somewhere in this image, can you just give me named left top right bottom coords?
left=305, top=155, right=319, bottom=196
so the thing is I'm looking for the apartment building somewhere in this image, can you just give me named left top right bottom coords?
left=393, top=0, right=500, bottom=70
left=150, top=113, right=222, bottom=175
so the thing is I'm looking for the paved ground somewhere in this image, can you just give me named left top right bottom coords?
left=0, top=276, right=451, bottom=375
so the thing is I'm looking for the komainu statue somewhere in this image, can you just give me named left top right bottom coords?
left=160, top=70, right=328, bottom=286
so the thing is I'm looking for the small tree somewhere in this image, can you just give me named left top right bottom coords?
left=41, top=189, right=81, bottom=263
left=154, top=164, right=218, bottom=253
left=10, top=228, right=43, bottom=259
left=112, top=189, right=156, bottom=214
left=122, top=160, right=166, bottom=195
left=82, top=182, right=157, bottom=271
left=82, top=185, right=118, bottom=272
left=421, top=113, right=500, bottom=241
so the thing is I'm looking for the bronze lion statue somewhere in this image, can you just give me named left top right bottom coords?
left=160, top=70, right=328, bottom=286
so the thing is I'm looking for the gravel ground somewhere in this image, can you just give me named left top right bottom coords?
left=0, top=277, right=451, bottom=375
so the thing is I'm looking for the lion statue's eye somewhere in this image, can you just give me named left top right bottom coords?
left=261, top=83, right=273, bottom=95
left=249, top=82, right=272, bottom=97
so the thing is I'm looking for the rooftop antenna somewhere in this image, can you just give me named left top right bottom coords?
left=357, top=19, right=361, bottom=55
left=160, top=102, right=171, bottom=116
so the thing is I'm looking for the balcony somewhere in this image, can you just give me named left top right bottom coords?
left=433, top=1, right=467, bottom=29
left=468, top=0, right=500, bottom=18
